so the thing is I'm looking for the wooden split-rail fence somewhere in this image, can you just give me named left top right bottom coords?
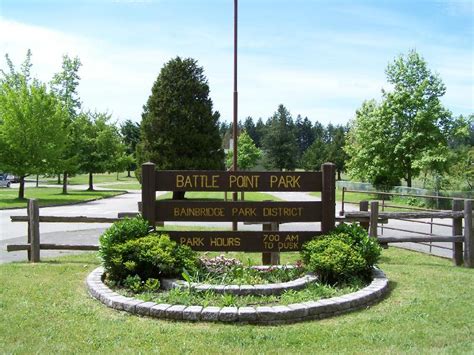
left=6, top=198, right=473, bottom=268
left=5, top=162, right=473, bottom=268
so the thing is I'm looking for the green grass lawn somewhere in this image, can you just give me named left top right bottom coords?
left=0, top=188, right=125, bottom=209
left=43, top=172, right=138, bottom=186
left=1, top=248, right=472, bottom=354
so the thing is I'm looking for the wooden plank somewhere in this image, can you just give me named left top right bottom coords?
left=335, top=216, right=388, bottom=223
left=465, top=199, right=473, bottom=268
left=155, top=200, right=322, bottom=222
left=321, top=163, right=336, bottom=233
left=452, top=199, right=463, bottom=266
left=142, top=162, right=156, bottom=227
left=117, top=212, right=139, bottom=218
left=166, top=230, right=322, bottom=252
left=7, top=244, right=30, bottom=252
left=345, top=211, right=465, bottom=219
left=155, top=171, right=322, bottom=192
left=28, top=199, right=40, bottom=262
left=11, top=216, right=123, bottom=223
left=378, top=235, right=464, bottom=243
left=7, top=244, right=99, bottom=252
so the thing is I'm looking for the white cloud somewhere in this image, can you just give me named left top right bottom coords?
left=0, top=18, right=171, bottom=121
left=1, top=16, right=472, bottom=127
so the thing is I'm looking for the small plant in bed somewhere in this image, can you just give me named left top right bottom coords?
left=191, top=255, right=306, bottom=285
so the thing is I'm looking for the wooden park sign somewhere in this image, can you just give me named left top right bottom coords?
left=141, top=162, right=336, bottom=252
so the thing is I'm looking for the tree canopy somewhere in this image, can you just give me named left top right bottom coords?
left=345, top=50, right=459, bottom=189
left=262, top=105, right=298, bottom=171
left=0, top=51, right=68, bottom=198
left=137, top=57, right=224, bottom=197
left=226, top=131, right=262, bottom=171
left=138, top=57, right=224, bottom=171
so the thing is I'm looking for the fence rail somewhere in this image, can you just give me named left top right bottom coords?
left=353, top=199, right=473, bottom=267
left=6, top=198, right=473, bottom=268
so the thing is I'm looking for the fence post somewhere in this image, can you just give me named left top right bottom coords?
left=339, top=187, right=345, bottom=216
left=452, top=199, right=463, bottom=266
left=28, top=199, right=40, bottom=262
left=321, top=163, right=336, bottom=234
left=464, top=199, right=473, bottom=268
left=142, top=162, right=156, bottom=228
left=369, top=201, right=379, bottom=238
left=262, top=222, right=280, bottom=265
left=359, top=201, right=369, bottom=231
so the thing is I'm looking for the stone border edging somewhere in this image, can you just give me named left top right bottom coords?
left=86, top=267, right=389, bottom=324
left=161, top=272, right=317, bottom=296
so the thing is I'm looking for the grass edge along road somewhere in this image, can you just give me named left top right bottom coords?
left=0, top=248, right=473, bottom=354
left=0, top=189, right=280, bottom=210
left=0, top=188, right=126, bottom=209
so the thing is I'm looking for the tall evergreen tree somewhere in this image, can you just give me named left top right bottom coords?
left=120, top=120, right=141, bottom=177
left=137, top=57, right=224, bottom=198
left=326, top=125, right=348, bottom=180
left=295, top=115, right=315, bottom=162
left=254, top=117, right=266, bottom=148
left=243, top=116, right=260, bottom=147
left=262, top=105, right=298, bottom=171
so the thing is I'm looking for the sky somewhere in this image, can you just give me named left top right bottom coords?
left=0, top=0, right=473, bottom=126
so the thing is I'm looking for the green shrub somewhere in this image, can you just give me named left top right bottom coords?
left=99, top=217, right=150, bottom=256
left=99, top=217, right=199, bottom=285
left=301, top=223, right=381, bottom=283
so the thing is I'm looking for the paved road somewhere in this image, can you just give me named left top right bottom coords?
left=0, top=190, right=454, bottom=263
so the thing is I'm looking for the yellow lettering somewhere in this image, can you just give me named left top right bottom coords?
left=285, top=234, right=299, bottom=242
left=212, top=175, right=219, bottom=188
left=176, top=175, right=184, bottom=188
left=270, top=175, right=278, bottom=188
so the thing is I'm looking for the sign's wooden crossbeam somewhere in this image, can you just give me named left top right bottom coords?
left=155, top=171, right=322, bottom=192
left=165, top=231, right=322, bottom=252
left=156, top=201, right=322, bottom=222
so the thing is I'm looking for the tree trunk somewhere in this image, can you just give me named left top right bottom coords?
left=57, top=174, right=61, bottom=185
left=62, top=172, right=68, bottom=194
left=173, top=191, right=186, bottom=200
left=36, top=175, right=39, bottom=187
left=406, top=169, right=412, bottom=188
left=337, top=170, right=342, bottom=181
left=88, top=172, right=94, bottom=191
left=127, top=170, right=131, bottom=177
left=18, top=176, right=26, bottom=200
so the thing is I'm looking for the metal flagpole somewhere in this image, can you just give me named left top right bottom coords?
left=232, top=0, right=238, bottom=231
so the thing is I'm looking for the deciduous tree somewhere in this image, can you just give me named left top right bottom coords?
left=50, top=55, right=82, bottom=193
left=0, top=51, right=68, bottom=198
left=346, top=50, right=455, bottom=189
left=226, top=131, right=262, bottom=170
